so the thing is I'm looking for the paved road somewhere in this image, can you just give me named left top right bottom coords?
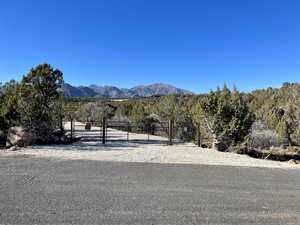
left=0, top=156, right=299, bottom=225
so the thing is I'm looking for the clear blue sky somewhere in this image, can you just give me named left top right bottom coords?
left=1, top=0, right=300, bottom=93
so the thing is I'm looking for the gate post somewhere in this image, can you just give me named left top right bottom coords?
left=68, top=112, right=76, bottom=141
left=70, top=118, right=73, bottom=140
left=102, top=117, right=106, bottom=144
left=168, top=119, right=173, bottom=145
left=197, top=123, right=201, bottom=147
left=127, top=125, right=129, bottom=142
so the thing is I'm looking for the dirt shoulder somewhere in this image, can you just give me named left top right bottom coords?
left=0, top=122, right=298, bottom=169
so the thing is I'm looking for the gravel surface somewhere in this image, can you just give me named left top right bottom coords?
left=1, top=122, right=298, bottom=169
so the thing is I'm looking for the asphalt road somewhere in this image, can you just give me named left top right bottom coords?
left=0, top=156, right=299, bottom=225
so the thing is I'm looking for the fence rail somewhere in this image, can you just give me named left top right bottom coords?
left=64, top=118, right=201, bottom=146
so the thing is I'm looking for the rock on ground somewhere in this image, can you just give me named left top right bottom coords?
left=6, top=127, right=36, bottom=147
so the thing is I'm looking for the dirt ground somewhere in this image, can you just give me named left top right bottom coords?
left=1, top=122, right=298, bottom=169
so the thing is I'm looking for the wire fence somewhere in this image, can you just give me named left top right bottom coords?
left=63, top=119, right=199, bottom=145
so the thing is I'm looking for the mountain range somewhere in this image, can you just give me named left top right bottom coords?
left=62, top=83, right=193, bottom=98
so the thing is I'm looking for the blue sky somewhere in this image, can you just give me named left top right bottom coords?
left=1, top=0, right=300, bottom=93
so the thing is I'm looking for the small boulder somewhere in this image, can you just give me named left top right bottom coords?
left=212, top=140, right=227, bottom=152
left=60, top=134, right=73, bottom=144
left=201, top=144, right=208, bottom=148
left=6, top=127, right=36, bottom=147
left=7, top=145, right=21, bottom=151
left=288, top=159, right=298, bottom=165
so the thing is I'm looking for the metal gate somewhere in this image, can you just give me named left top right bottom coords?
left=65, top=119, right=197, bottom=145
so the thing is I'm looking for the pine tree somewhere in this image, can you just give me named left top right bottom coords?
left=19, top=64, right=64, bottom=140
left=194, top=86, right=254, bottom=147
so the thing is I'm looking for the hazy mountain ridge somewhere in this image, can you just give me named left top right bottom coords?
left=62, top=84, right=100, bottom=98
left=63, top=83, right=193, bottom=98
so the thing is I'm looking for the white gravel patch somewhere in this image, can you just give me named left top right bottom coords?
left=1, top=122, right=298, bottom=169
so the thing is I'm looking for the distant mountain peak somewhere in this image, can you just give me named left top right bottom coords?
left=63, top=83, right=193, bottom=98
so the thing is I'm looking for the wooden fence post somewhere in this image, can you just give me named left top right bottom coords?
left=197, top=123, right=201, bottom=147
left=169, top=119, right=173, bottom=145
left=70, top=118, right=73, bottom=140
left=102, top=117, right=106, bottom=144
left=127, top=125, right=129, bottom=142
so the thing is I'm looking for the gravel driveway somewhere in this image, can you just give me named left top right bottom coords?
left=1, top=122, right=298, bottom=169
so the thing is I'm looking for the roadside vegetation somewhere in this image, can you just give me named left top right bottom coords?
left=0, top=64, right=65, bottom=147
left=72, top=84, right=300, bottom=162
left=1, top=64, right=300, bottom=162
